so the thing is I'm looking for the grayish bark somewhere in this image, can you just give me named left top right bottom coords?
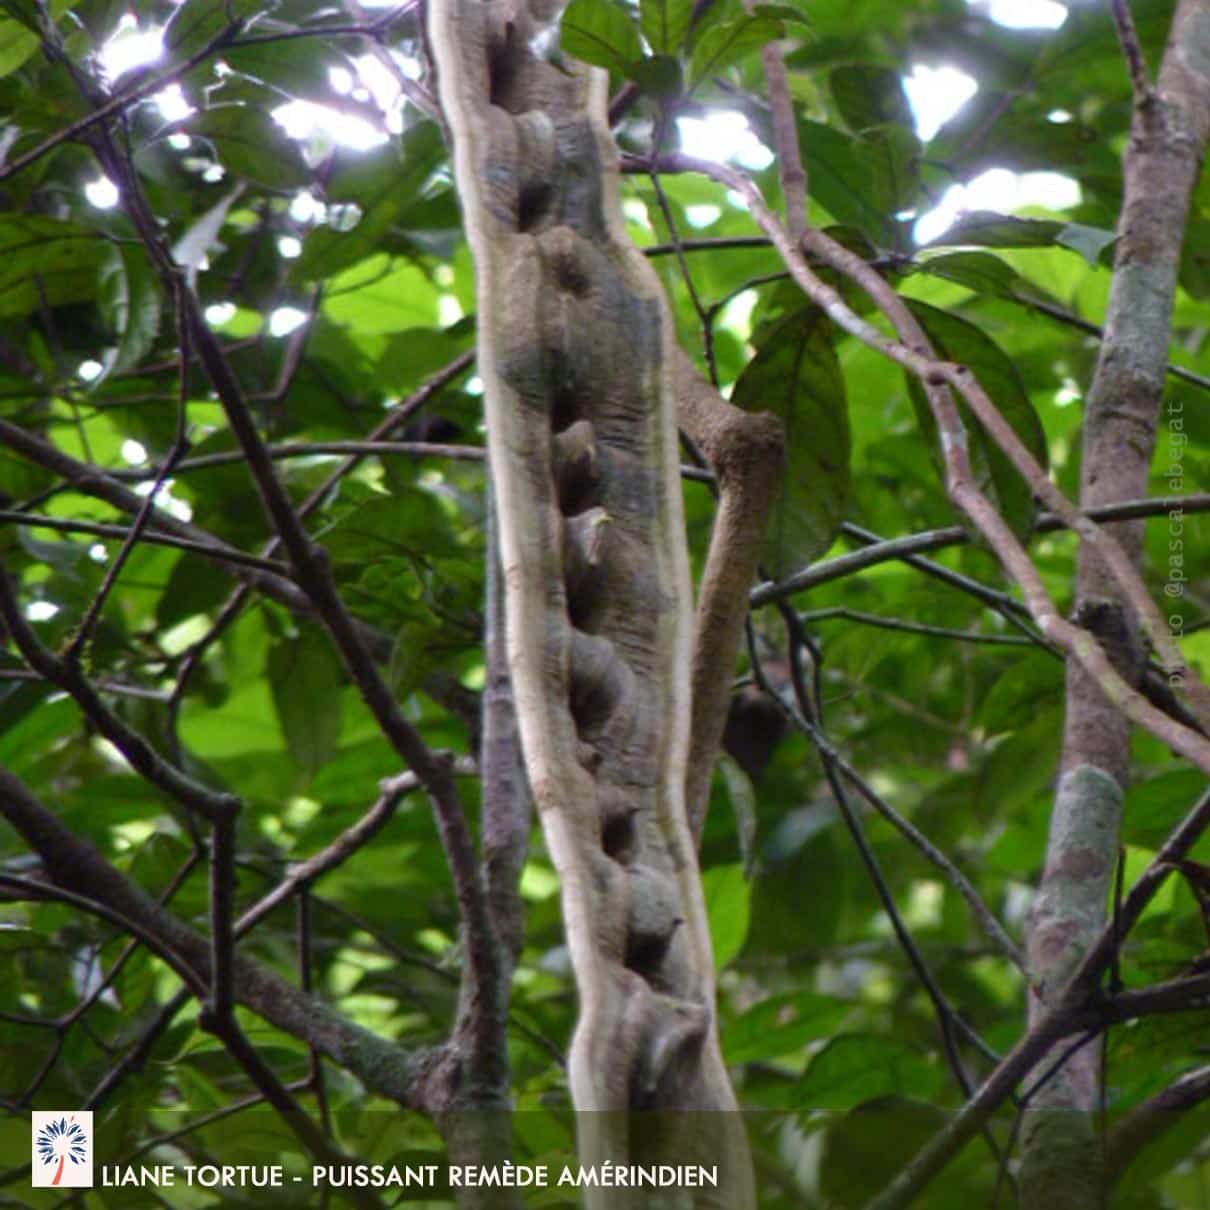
left=1021, top=4, right=1210, bottom=1205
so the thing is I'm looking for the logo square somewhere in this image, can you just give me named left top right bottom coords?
left=31, top=1112, right=93, bottom=1189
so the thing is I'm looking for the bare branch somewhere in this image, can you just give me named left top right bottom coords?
left=0, top=768, right=440, bottom=1107
left=634, top=149, right=1210, bottom=767
left=1112, top=0, right=1156, bottom=105
left=865, top=785, right=1210, bottom=1208
left=0, top=572, right=238, bottom=823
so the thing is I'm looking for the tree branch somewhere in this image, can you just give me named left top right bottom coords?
left=1106, top=1063, right=1210, bottom=1182
left=0, top=767, right=440, bottom=1107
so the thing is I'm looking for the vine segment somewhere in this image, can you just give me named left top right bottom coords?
left=431, top=0, right=753, bottom=1202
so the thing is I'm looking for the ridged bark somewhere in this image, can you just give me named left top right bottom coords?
left=430, top=2, right=759, bottom=1205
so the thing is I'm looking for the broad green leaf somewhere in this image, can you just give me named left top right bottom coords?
left=218, top=28, right=340, bottom=97
left=267, top=624, right=345, bottom=783
left=703, top=862, right=750, bottom=968
left=928, top=212, right=1115, bottom=266
left=323, top=255, right=439, bottom=335
left=723, top=992, right=849, bottom=1063
left=915, top=250, right=1028, bottom=301
left=560, top=0, right=644, bottom=75
left=978, top=651, right=1064, bottom=734
left=690, top=14, right=783, bottom=86
left=0, top=216, right=112, bottom=319
left=1180, top=214, right=1210, bottom=299
left=905, top=299, right=1048, bottom=539
left=798, top=1035, right=941, bottom=1111
left=191, top=104, right=310, bottom=189
left=718, top=752, right=757, bottom=876
left=821, top=1100, right=966, bottom=1207
left=1055, top=221, right=1116, bottom=265
left=295, top=128, right=445, bottom=282
left=640, top=0, right=693, bottom=55
left=799, top=120, right=914, bottom=245
left=1123, top=769, right=1210, bottom=849
left=630, top=54, right=684, bottom=98
left=831, top=64, right=912, bottom=133
left=99, top=246, right=161, bottom=378
left=732, top=306, right=850, bottom=576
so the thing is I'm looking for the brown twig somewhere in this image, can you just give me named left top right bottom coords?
left=635, top=149, right=1210, bottom=770
left=1111, top=0, right=1156, bottom=105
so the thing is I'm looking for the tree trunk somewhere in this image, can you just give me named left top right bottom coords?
left=1021, top=4, right=1210, bottom=1205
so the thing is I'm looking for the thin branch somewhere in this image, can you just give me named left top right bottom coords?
left=0, top=874, right=205, bottom=996
left=865, top=785, right=1210, bottom=1208
left=118, top=437, right=486, bottom=479
left=0, top=419, right=311, bottom=607
left=0, top=667, right=170, bottom=701
left=1106, top=1063, right=1210, bottom=1182
left=0, top=573, right=238, bottom=823
left=1111, top=0, right=1156, bottom=105
left=0, top=20, right=246, bottom=185
left=89, top=107, right=506, bottom=1025
left=1016, top=296, right=1210, bottom=393
left=800, top=607, right=1037, bottom=646
left=742, top=0, right=806, bottom=237
left=0, top=767, right=440, bottom=1108
left=749, top=624, right=1000, bottom=1095
left=62, top=429, right=190, bottom=666
left=237, top=758, right=476, bottom=932
left=0, top=510, right=289, bottom=574
left=207, top=815, right=237, bottom=1022
left=754, top=494, right=1210, bottom=605
left=640, top=149, right=1210, bottom=747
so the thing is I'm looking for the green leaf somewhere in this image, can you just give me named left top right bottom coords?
left=191, top=104, right=310, bottom=189
left=926, top=212, right=1114, bottom=265
left=640, top=0, right=693, bottom=55
left=267, top=624, right=345, bottom=784
left=703, top=862, right=750, bottom=968
left=905, top=299, right=1048, bottom=540
left=915, top=250, right=1027, bottom=300
left=0, top=17, right=40, bottom=77
left=295, top=128, right=445, bottom=283
left=723, top=992, right=849, bottom=1064
left=99, top=246, right=161, bottom=378
left=1055, top=221, right=1116, bottom=265
left=1180, top=214, right=1210, bottom=299
left=630, top=54, right=684, bottom=98
left=821, top=1100, right=970, bottom=1207
left=732, top=306, right=850, bottom=576
left=831, top=64, right=912, bottom=133
left=718, top=752, right=757, bottom=876
left=173, top=187, right=243, bottom=283
left=560, top=0, right=644, bottom=75
left=799, top=120, right=915, bottom=245
left=690, top=14, right=784, bottom=86
left=799, top=1036, right=941, bottom=1111
left=164, top=0, right=272, bottom=59
left=323, top=255, right=439, bottom=335
left=925, top=212, right=1064, bottom=250
left=978, top=652, right=1064, bottom=734
left=0, top=215, right=112, bottom=319
left=217, top=28, right=339, bottom=98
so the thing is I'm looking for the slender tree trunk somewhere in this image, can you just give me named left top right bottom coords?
left=1021, top=4, right=1210, bottom=1205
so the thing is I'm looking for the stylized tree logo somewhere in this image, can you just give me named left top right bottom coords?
left=34, top=1116, right=87, bottom=1186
